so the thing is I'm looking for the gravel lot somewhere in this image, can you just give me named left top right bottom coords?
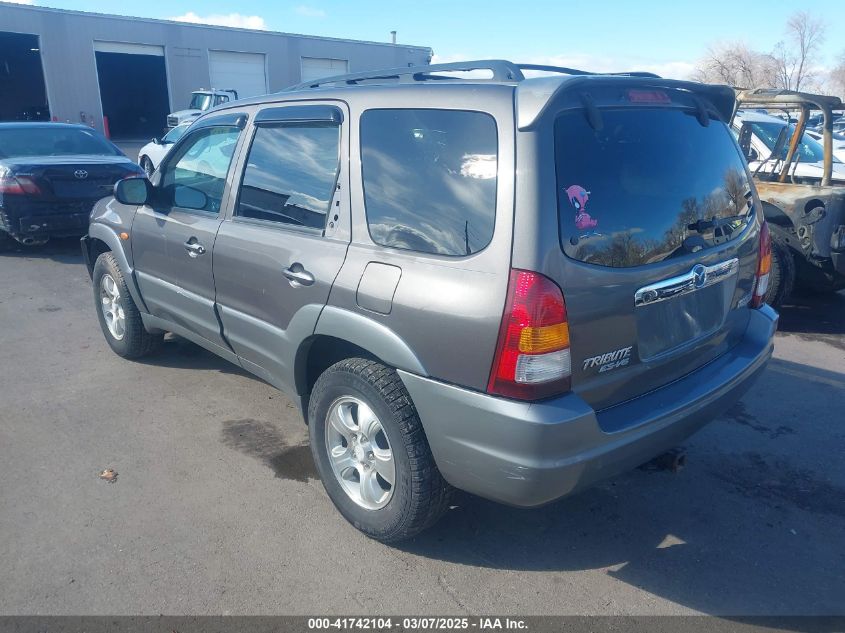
left=1, top=238, right=843, bottom=615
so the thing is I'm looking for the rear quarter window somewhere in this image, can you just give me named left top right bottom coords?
left=360, top=109, right=497, bottom=256
left=556, top=108, right=753, bottom=267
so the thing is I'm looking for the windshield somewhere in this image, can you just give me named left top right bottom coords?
left=750, top=121, right=829, bottom=163
left=0, top=127, right=120, bottom=159
left=163, top=124, right=190, bottom=144
left=556, top=108, right=754, bottom=268
left=188, top=93, right=213, bottom=111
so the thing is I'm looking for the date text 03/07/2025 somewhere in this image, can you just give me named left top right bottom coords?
left=306, top=616, right=528, bottom=631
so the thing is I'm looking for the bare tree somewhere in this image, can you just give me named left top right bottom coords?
left=693, top=41, right=778, bottom=88
left=772, top=11, right=826, bottom=91
left=830, top=53, right=845, bottom=99
left=694, top=12, right=832, bottom=93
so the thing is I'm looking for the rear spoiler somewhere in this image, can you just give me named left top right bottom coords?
left=516, top=76, right=735, bottom=130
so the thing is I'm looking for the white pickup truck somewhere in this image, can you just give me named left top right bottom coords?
left=166, top=89, right=238, bottom=129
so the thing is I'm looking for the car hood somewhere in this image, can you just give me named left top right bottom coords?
left=169, top=109, right=202, bottom=119
left=138, top=141, right=157, bottom=156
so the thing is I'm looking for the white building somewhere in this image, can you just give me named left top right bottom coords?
left=0, top=2, right=431, bottom=138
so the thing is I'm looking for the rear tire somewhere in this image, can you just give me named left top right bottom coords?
left=92, top=251, right=162, bottom=358
left=764, top=227, right=796, bottom=308
left=308, top=358, right=452, bottom=543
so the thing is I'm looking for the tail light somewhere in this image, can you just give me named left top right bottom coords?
left=488, top=270, right=572, bottom=400
left=751, top=221, right=772, bottom=308
left=0, top=175, right=41, bottom=196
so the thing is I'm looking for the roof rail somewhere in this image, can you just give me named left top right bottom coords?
left=284, top=59, right=660, bottom=91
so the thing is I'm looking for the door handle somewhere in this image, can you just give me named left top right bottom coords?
left=183, top=240, right=206, bottom=257
left=283, top=263, right=315, bottom=287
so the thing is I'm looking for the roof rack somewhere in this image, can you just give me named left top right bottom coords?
left=284, top=59, right=661, bottom=91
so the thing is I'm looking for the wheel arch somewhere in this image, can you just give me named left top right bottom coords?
left=761, top=201, right=795, bottom=229
left=294, top=306, right=428, bottom=421
left=87, top=223, right=148, bottom=313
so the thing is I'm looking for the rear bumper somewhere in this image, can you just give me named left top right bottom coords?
left=17, top=212, right=89, bottom=237
left=0, top=200, right=94, bottom=239
left=399, top=305, right=778, bottom=507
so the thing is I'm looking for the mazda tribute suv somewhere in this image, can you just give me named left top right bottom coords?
left=82, top=60, right=778, bottom=542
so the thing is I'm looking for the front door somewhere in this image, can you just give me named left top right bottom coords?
left=132, top=118, right=244, bottom=352
left=213, top=103, right=350, bottom=391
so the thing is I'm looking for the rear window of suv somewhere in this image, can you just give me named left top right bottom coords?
left=555, top=108, right=753, bottom=268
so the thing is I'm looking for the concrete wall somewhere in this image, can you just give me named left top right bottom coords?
left=0, top=2, right=431, bottom=134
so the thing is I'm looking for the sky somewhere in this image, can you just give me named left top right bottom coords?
left=5, top=0, right=845, bottom=78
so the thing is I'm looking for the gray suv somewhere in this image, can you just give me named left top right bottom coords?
left=82, top=60, right=778, bottom=542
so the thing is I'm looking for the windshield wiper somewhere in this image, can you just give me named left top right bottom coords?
left=687, top=193, right=753, bottom=234
left=686, top=214, right=745, bottom=233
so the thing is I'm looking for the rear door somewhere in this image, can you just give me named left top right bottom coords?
left=131, top=115, right=245, bottom=352
left=213, top=102, right=349, bottom=391
left=530, top=87, right=761, bottom=415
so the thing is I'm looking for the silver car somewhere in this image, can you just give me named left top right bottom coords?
left=81, top=60, right=777, bottom=542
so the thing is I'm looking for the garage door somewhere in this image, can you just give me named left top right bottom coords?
left=301, top=57, right=349, bottom=83
left=0, top=31, right=50, bottom=122
left=94, top=41, right=164, bottom=56
left=209, top=51, right=267, bottom=99
left=93, top=41, right=169, bottom=138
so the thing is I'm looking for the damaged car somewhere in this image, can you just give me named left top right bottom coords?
left=733, top=89, right=845, bottom=305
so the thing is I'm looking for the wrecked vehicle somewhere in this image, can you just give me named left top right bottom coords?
left=0, top=122, right=144, bottom=247
left=733, top=89, right=845, bottom=305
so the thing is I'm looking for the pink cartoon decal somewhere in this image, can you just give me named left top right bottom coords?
left=565, top=185, right=598, bottom=230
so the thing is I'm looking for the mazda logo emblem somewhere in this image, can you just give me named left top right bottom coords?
left=74, top=170, right=89, bottom=180
left=692, top=264, right=707, bottom=288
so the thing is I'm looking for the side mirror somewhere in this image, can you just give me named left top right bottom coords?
left=114, top=177, right=150, bottom=206
left=152, top=137, right=161, bottom=145
left=173, top=185, right=208, bottom=211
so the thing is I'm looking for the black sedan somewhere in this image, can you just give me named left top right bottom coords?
left=0, top=122, right=144, bottom=247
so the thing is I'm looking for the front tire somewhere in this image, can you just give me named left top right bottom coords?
left=141, top=157, right=155, bottom=179
left=92, top=252, right=162, bottom=358
left=308, top=358, right=452, bottom=543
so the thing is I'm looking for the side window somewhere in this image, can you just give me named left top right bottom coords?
left=215, top=95, right=229, bottom=106
left=236, top=123, right=340, bottom=230
left=160, top=126, right=240, bottom=213
left=360, top=109, right=497, bottom=256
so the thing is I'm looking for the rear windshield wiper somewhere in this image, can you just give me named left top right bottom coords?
left=686, top=215, right=744, bottom=233
left=687, top=193, right=754, bottom=233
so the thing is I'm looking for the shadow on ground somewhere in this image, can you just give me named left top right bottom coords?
left=776, top=290, right=845, bottom=350
left=134, top=335, right=250, bottom=377
left=0, top=236, right=84, bottom=265
left=393, top=357, right=845, bottom=615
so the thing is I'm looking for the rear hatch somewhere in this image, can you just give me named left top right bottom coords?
left=535, top=83, right=762, bottom=419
